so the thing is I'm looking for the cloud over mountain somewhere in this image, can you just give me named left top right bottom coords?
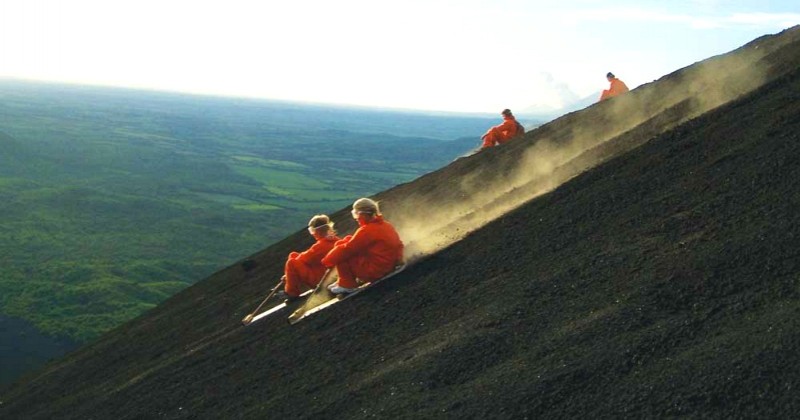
left=2, top=25, right=799, bottom=420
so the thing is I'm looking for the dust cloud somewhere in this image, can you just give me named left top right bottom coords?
left=390, top=41, right=774, bottom=261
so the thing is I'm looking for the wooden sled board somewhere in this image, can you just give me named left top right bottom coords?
left=288, top=264, right=406, bottom=325
left=246, top=289, right=313, bottom=326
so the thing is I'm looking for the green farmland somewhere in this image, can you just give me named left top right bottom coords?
left=0, top=80, right=500, bottom=350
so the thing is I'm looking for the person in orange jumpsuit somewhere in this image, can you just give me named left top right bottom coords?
left=599, top=72, right=629, bottom=101
left=481, top=109, right=523, bottom=149
left=322, top=198, right=404, bottom=294
left=280, top=214, right=340, bottom=301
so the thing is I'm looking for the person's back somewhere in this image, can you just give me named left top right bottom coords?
left=346, top=215, right=403, bottom=274
left=323, top=198, right=404, bottom=294
left=481, top=109, right=522, bottom=149
left=599, top=72, right=629, bottom=101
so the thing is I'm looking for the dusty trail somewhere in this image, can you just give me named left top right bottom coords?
left=2, top=26, right=800, bottom=420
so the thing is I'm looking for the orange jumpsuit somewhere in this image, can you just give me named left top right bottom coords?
left=284, top=235, right=339, bottom=297
left=599, top=77, right=629, bottom=101
left=321, top=215, right=404, bottom=289
left=481, top=116, right=521, bottom=148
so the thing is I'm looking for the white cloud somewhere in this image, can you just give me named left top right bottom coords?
left=562, top=7, right=799, bottom=30
left=726, top=12, right=800, bottom=28
left=1, top=0, right=798, bottom=113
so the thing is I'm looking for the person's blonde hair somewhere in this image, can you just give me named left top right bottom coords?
left=308, top=214, right=334, bottom=234
left=352, top=198, right=380, bottom=216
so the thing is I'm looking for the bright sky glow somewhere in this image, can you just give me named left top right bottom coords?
left=1, top=0, right=798, bottom=113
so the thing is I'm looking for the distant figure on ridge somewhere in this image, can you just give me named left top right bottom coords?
left=278, top=214, right=340, bottom=301
left=322, top=198, right=404, bottom=295
left=481, top=109, right=525, bottom=149
left=599, top=72, right=629, bottom=101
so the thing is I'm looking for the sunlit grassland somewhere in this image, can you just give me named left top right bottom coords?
left=233, top=203, right=284, bottom=211
left=232, top=165, right=330, bottom=190
left=230, top=155, right=307, bottom=169
left=0, top=80, right=498, bottom=344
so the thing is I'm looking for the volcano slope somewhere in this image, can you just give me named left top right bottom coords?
left=2, top=27, right=800, bottom=419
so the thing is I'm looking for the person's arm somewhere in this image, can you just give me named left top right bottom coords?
left=322, top=229, right=372, bottom=267
left=295, top=241, right=327, bottom=265
left=483, top=120, right=510, bottom=138
left=501, top=119, right=517, bottom=135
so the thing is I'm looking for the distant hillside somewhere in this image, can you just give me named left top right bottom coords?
left=0, top=131, right=37, bottom=172
left=520, top=93, right=597, bottom=121
left=0, top=85, right=500, bottom=384
left=1, top=26, right=798, bottom=419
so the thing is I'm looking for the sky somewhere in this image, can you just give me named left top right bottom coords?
left=1, top=0, right=798, bottom=114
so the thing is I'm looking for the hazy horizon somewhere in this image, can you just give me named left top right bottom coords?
left=2, top=1, right=797, bottom=113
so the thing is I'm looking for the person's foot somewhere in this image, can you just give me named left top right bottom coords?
left=327, top=283, right=357, bottom=295
left=275, top=290, right=298, bottom=302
